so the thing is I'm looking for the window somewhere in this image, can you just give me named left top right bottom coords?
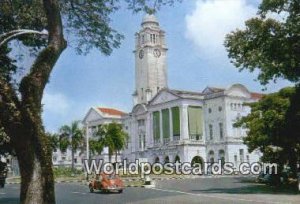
left=239, top=149, right=244, bottom=162
left=208, top=108, right=212, bottom=113
left=218, top=106, right=222, bottom=112
left=125, top=137, right=129, bottom=148
left=171, top=107, right=180, bottom=139
left=139, top=134, right=145, bottom=149
left=138, top=119, right=145, bottom=127
left=246, top=155, right=250, bottom=163
left=153, top=34, right=156, bottom=43
left=219, top=123, right=224, bottom=139
left=209, top=124, right=213, bottom=140
left=152, top=111, right=160, bottom=143
left=234, top=155, right=238, bottom=166
left=142, top=35, right=145, bottom=44
left=188, top=106, right=203, bottom=140
left=162, top=109, right=170, bottom=141
left=139, top=135, right=142, bottom=148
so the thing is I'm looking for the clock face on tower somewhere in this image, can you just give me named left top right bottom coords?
left=153, top=48, right=161, bottom=58
left=139, top=49, right=144, bottom=59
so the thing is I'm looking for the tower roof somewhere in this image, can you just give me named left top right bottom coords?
left=142, top=14, right=159, bottom=26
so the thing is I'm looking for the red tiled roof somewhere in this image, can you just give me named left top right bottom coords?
left=251, top=92, right=265, bottom=100
left=97, top=108, right=126, bottom=116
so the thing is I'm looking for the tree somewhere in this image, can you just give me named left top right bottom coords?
left=95, top=123, right=128, bottom=162
left=109, top=123, right=128, bottom=162
left=224, top=0, right=300, bottom=86
left=225, top=0, right=300, bottom=176
left=0, top=1, right=178, bottom=203
left=46, top=132, right=59, bottom=152
left=59, top=121, right=84, bottom=172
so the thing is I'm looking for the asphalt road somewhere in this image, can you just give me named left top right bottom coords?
left=1, top=176, right=300, bottom=204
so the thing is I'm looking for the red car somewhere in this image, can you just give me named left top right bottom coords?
left=89, top=173, right=124, bottom=193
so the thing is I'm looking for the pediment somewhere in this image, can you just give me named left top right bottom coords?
left=150, top=90, right=179, bottom=105
left=132, top=104, right=147, bottom=114
left=82, top=108, right=103, bottom=123
left=225, top=84, right=251, bottom=98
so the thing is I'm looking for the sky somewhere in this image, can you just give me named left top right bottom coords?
left=40, top=0, right=292, bottom=132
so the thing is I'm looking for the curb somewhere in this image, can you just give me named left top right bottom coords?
left=6, top=174, right=242, bottom=185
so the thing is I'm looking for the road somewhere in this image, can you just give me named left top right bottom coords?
left=1, top=176, right=299, bottom=204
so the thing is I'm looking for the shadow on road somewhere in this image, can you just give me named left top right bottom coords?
left=191, top=177, right=299, bottom=195
left=0, top=197, right=19, bottom=204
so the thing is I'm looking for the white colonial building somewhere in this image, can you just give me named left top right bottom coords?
left=82, top=107, right=126, bottom=162
left=83, top=14, right=262, bottom=169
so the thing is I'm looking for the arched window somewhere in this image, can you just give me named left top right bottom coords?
left=209, top=150, right=214, bottom=163
left=191, top=156, right=204, bottom=167
left=164, top=156, right=170, bottom=164
left=218, top=150, right=225, bottom=166
left=209, top=124, right=213, bottom=140
left=174, top=155, right=180, bottom=163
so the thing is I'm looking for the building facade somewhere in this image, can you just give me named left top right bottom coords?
left=82, top=14, right=262, bottom=169
left=121, top=14, right=262, bottom=168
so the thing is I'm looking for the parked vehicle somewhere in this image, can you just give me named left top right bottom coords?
left=88, top=173, right=124, bottom=193
left=0, top=161, right=8, bottom=188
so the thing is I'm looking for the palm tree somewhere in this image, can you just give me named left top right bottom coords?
left=95, top=123, right=128, bottom=163
left=59, top=121, right=84, bottom=172
left=46, top=132, right=59, bottom=152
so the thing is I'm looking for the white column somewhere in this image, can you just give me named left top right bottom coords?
left=180, top=105, right=189, bottom=140
left=169, top=108, right=173, bottom=141
left=85, top=123, right=89, bottom=160
left=148, top=113, right=153, bottom=147
left=159, top=110, right=163, bottom=144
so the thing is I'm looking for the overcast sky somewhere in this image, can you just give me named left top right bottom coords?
left=41, top=0, right=292, bottom=132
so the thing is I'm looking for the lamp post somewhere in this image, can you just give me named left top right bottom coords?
left=0, top=29, right=48, bottom=47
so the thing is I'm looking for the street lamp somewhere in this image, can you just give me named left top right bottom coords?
left=0, top=29, right=48, bottom=47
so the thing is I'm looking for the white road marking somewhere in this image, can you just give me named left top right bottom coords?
left=71, top=192, right=87, bottom=195
left=0, top=192, right=6, bottom=195
left=152, top=188, right=283, bottom=204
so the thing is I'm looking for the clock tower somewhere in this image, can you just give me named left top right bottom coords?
left=133, top=14, right=168, bottom=105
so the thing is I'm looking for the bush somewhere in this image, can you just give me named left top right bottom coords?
left=53, top=167, right=83, bottom=177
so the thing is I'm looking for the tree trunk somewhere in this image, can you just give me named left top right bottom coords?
left=18, top=147, right=55, bottom=204
left=71, top=147, right=75, bottom=173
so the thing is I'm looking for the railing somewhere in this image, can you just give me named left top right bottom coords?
left=163, top=138, right=170, bottom=145
left=189, top=135, right=202, bottom=141
left=173, top=135, right=180, bottom=141
left=154, top=139, right=161, bottom=146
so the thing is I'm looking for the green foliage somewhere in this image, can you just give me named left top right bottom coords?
left=225, top=0, right=300, bottom=85
left=53, top=167, right=83, bottom=177
left=59, top=120, right=84, bottom=152
left=235, top=86, right=300, bottom=173
left=89, top=139, right=104, bottom=155
left=46, top=132, right=60, bottom=152
left=91, top=122, right=128, bottom=160
left=0, top=126, right=12, bottom=156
